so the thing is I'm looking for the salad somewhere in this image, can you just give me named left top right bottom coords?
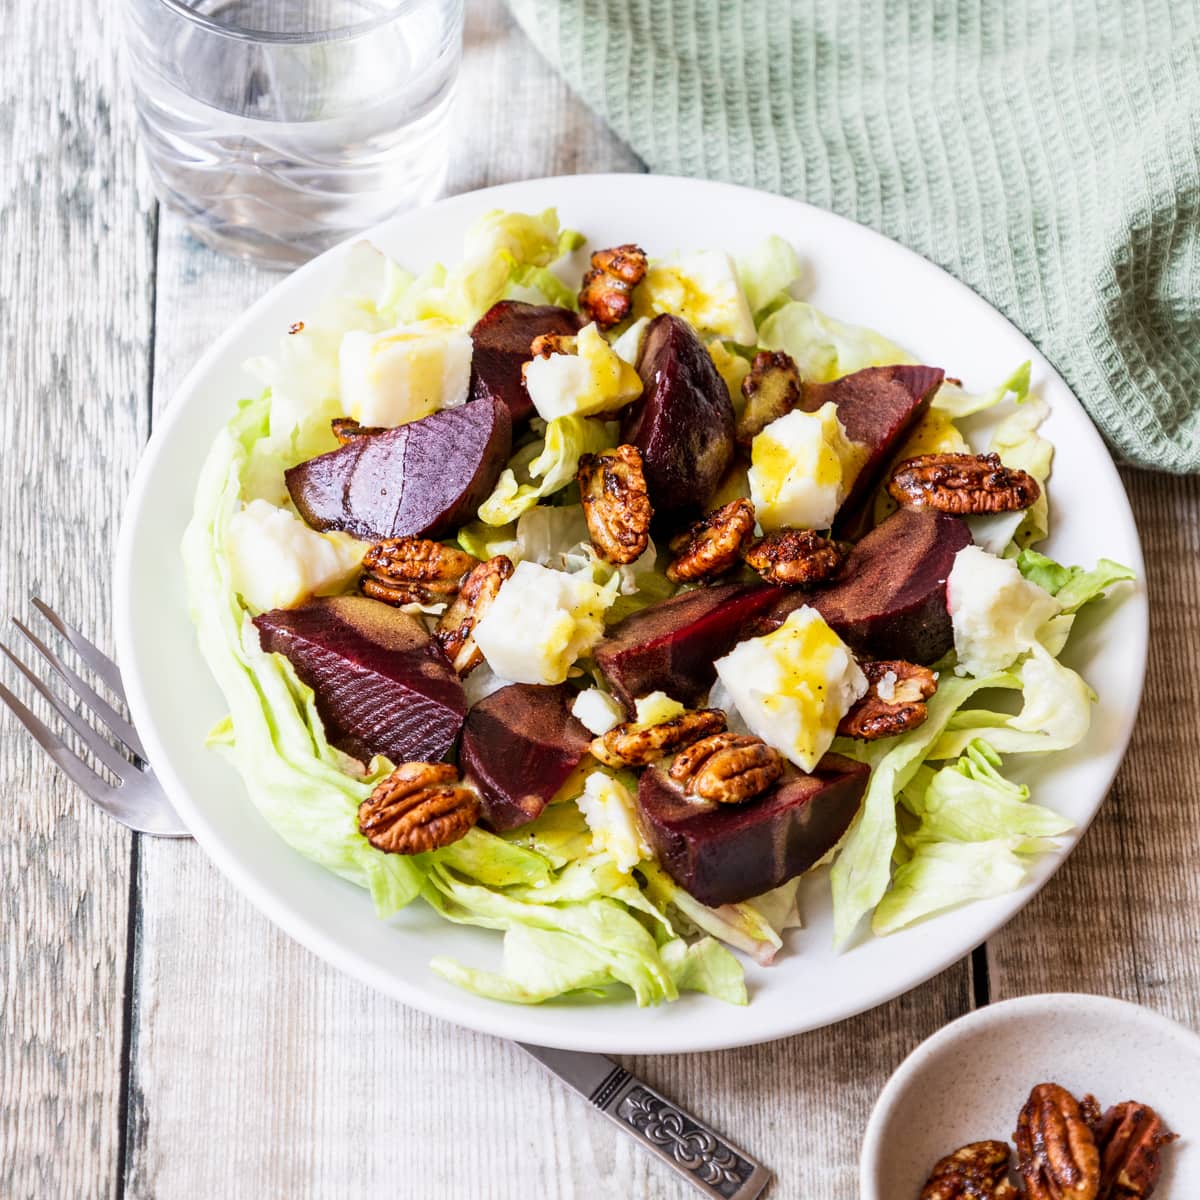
left=184, top=207, right=1133, bottom=1008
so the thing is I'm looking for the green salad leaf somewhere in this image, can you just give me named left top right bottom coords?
left=736, top=234, right=802, bottom=321
left=757, top=301, right=913, bottom=383
left=1016, top=550, right=1136, bottom=613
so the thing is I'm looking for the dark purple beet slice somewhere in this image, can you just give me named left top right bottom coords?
left=253, top=596, right=467, bottom=764
left=469, top=300, right=583, bottom=424
left=285, top=397, right=512, bottom=542
left=765, top=507, right=971, bottom=663
left=638, top=754, right=871, bottom=907
left=595, top=582, right=785, bottom=711
left=623, top=314, right=736, bottom=525
left=800, top=364, right=944, bottom=536
left=459, top=683, right=591, bottom=832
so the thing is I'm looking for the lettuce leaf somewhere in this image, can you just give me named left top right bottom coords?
left=1016, top=550, right=1135, bottom=613
left=757, top=301, right=913, bottom=383
left=931, top=361, right=1031, bottom=418
left=736, top=234, right=802, bottom=320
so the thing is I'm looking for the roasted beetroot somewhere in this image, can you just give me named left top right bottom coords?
left=458, top=683, right=592, bottom=831
left=767, top=507, right=971, bottom=663
left=253, top=596, right=467, bottom=764
left=469, top=300, right=582, bottom=424
left=801, top=364, right=944, bottom=535
left=623, top=314, right=736, bottom=525
left=595, top=582, right=784, bottom=710
left=285, top=397, right=511, bottom=542
left=637, top=754, right=871, bottom=907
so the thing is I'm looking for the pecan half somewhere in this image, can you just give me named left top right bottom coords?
left=1015, top=1083, right=1101, bottom=1200
left=736, top=350, right=803, bottom=447
left=1096, top=1102, right=1177, bottom=1199
left=666, top=498, right=756, bottom=583
left=361, top=537, right=478, bottom=606
left=357, top=762, right=480, bottom=854
left=888, top=452, right=1041, bottom=515
left=331, top=416, right=388, bottom=445
left=667, top=732, right=784, bottom=804
left=837, top=660, right=937, bottom=741
left=920, top=1141, right=1021, bottom=1200
left=578, top=444, right=653, bottom=565
left=591, top=708, right=726, bottom=768
left=578, top=244, right=648, bottom=329
left=529, top=331, right=576, bottom=359
left=743, top=528, right=845, bottom=587
left=434, top=555, right=514, bottom=676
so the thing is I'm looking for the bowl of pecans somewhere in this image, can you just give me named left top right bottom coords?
left=860, top=993, right=1200, bottom=1198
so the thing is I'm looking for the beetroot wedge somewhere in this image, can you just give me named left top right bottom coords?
left=285, top=396, right=511, bottom=542
left=459, top=683, right=592, bottom=831
left=638, top=754, right=870, bottom=907
left=767, top=507, right=971, bottom=663
left=469, top=300, right=582, bottom=424
left=801, top=364, right=944, bottom=535
left=623, top=314, right=736, bottom=525
left=595, top=582, right=784, bottom=711
left=253, top=596, right=467, bottom=764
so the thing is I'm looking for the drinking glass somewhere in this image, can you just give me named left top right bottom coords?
left=123, top=0, right=465, bottom=268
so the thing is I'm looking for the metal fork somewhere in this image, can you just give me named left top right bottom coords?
left=0, top=597, right=771, bottom=1200
left=0, top=597, right=187, bottom=837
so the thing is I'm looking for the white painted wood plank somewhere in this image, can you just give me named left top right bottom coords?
left=124, top=3, right=974, bottom=1199
left=0, top=2, right=157, bottom=1196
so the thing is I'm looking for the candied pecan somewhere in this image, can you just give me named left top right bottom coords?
left=357, top=762, right=480, bottom=854
left=591, top=708, right=726, bottom=768
left=743, top=528, right=845, bottom=587
left=529, top=331, right=577, bottom=359
left=920, top=1141, right=1020, bottom=1200
left=888, top=452, right=1041, bottom=515
left=361, top=537, right=478, bottom=606
left=837, top=660, right=937, bottom=741
left=736, top=350, right=803, bottom=446
left=667, top=732, right=783, bottom=804
left=578, top=244, right=648, bottom=329
left=1015, top=1083, right=1101, bottom=1200
left=434, top=555, right=514, bottom=676
left=331, top=416, right=388, bottom=445
left=578, top=444, right=653, bottom=565
left=666, top=498, right=756, bottom=583
left=1096, top=1101, right=1177, bottom=1199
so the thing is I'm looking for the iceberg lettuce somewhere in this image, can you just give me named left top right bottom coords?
left=757, top=301, right=913, bottom=383
left=736, top=234, right=802, bottom=321
left=1016, top=550, right=1135, bottom=613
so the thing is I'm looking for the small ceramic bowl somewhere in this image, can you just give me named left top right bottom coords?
left=860, top=993, right=1200, bottom=1198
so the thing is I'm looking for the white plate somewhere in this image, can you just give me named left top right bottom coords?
left=113, top=174, right=1147, bottom=1053
left=860, top=994, right=1200, bottom=1197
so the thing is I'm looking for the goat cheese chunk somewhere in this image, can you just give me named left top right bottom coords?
left=748, top=402, right=864, bottom=531
left=227, top=499, right=365, bottom=611
left=634, top=249, right=756, bottom=344
left=714, top=606, right=867, bottom=772
left=571, top=688, right=625, bottom=736
left=575, top=771, right=649, bottom=873
left=522, top=322, right=643, bottom=421
left=339, top=320, right=471, bottom=427
left=473, top=560, right=614, bottom=686
left=947, top=545, right=1061, bottom=677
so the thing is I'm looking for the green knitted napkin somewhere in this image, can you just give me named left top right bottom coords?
left=508, top=0, right=1200, bottom=472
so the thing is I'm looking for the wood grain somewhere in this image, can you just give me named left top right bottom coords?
left=0, top=2, right=156, bottom=1197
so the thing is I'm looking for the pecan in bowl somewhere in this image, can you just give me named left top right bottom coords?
left=667, top=732, right=784, bottom=804
left=1096, top=1101, right=1177, bottom=1199
left=578, top=444, right=653, bottom=565
left=666, top=498, right=756, bottom=583
left=1014, top=1082, right=1101, bottom=1200
left=888, top=452, right=1041, bottom=515
left=743, top=527, right=845, bottom=587
left=360, top=537, right=478, bottom=606
left=837, top=660, right=937, bottom=741
left=919, top=1140, right=1020, bottom=1200
left=578, top=243, right=648, bottom=329
left=591, top=707, right=727, bottom=768
left=357, top=762, right=481, bottom=855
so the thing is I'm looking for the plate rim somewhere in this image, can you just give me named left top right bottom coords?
left=113, top=172, right=1149, bottom=1053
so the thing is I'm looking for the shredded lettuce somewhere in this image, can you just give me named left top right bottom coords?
left=991, top=397, right=1054, bottom=554
left=931, top=361, right=1032, bottom=418
left=736, top=234, right=802, bottom=320
left=757, top=301, right=913, bottom=383
left=1016, top=550, right=1135, bottom=613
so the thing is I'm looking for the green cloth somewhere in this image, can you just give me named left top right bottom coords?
left=508, top=0, right=1200, bottom=472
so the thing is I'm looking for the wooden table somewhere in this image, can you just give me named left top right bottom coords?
left=3, top=2, right=1199, bottom=1196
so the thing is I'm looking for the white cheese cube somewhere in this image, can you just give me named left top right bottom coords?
left=339, top=320, right=471, bottom=427
left=633, top=691, right=685, bottom=726
left=227, top=499, right=365, bottom=611
left=522, top=322, right=643, bottom=421
left=714, top=606, right=867, bottom=772
left=472, top=560, right=615, bottom=685
left=571, top=688, right=625, bottom=736
left=575, top=771, right=649, bottom=873
left=748, top=402, right=863, bottom=531
left=947, top=545, right=1061, bottom=677
left=634, top=249, right=757, bottom=344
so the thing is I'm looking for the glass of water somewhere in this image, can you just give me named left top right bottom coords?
left=123, top=0, right=464, bottom=268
